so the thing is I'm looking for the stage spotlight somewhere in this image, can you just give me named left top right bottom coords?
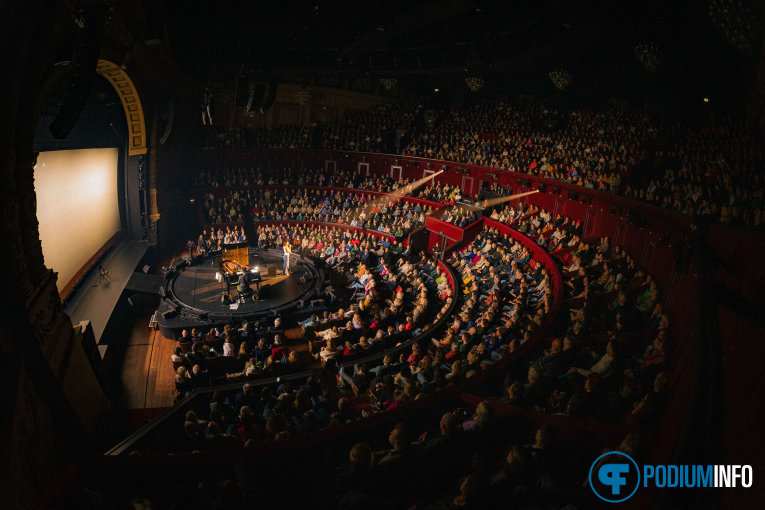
left=480, top=190, right=539, bottom=208
left=538, top=183, right=547, bottom=193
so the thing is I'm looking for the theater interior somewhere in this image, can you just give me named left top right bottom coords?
left=1, top=0, right=764, bottom=509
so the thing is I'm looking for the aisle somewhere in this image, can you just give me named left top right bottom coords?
left=119, top=310, right=176, bottom=409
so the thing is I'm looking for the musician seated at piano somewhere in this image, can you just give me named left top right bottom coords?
left=237, top=272, right=251, bottom=294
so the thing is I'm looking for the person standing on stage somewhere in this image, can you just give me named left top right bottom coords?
left=283, top=241, right=292, bottom=275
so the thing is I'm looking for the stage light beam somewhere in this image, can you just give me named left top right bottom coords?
left=480, top=189, right=540, bottom=208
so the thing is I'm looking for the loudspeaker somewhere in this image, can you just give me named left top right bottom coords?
left=567, top=191, right=579, bottom=201
left=244, top=79, right=277, bottom=113
left=160, top=309, right=176, bottom=319
left=236, top=77, right=252, bottom=108
left=245, top=82, right=265, bottom=111
left=159, top=100, right=174, bottom=145
left=261, top=79, right=277, bottom=112
left=49, top=6, right=111, bottom=139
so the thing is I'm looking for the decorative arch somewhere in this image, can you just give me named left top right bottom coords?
left=95, top=60, right=147, bottom=156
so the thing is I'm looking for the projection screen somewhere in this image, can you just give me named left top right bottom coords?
left=35, top=148, right=121, bottom=293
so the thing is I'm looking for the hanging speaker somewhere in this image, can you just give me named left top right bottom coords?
left=159, top=100, right=174, bottom=145
left=235, top=76, right=248, bottom=107
left=245, top=81, right=264, bottom=112
left=49, top=6, right=111, bottom=139
left=244, top=80, right=278, bottom=113
left=261, top=79, right=277, bottom=112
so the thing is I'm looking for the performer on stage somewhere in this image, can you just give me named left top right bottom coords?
left=283, top=241, right=292, bottom=275
left=238, top=272, right=250, bottom=294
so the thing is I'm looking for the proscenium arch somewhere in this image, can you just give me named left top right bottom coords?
left=95, top=59, right=147, bottom=156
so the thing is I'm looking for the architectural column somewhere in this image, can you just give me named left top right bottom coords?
left=0, top=4, right=87, bottom=507
left=148, top=145, right=160, bottom=243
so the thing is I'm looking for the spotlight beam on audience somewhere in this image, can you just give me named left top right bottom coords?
left=352, top=170, right=444, bottom=218
left=480, top=189, right=539, bottom=208
left=382, top=170, right=444, bottom=202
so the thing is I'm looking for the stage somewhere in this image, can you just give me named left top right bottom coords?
left=156, top=248, right=324, bottom=339
left=64, top=239, right=151, bottom=343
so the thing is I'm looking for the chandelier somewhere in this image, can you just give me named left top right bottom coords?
left=295, top=90, right=311, bottom=106
left=549, top=69, right=571, bottom=90
left=380, top=78, right=398, bottom=90
left=709, top=0, right=756, bottom=52
left=634, top=42, right=663, bottom=72
left=465, top=77, right=484, bottom=92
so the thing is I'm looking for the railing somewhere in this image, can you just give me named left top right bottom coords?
left=195, top=148, right=693, bottom=234
left=41, top=157, right=706, bottom=509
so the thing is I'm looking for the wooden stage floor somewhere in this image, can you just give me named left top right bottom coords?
left=118, top=313, right=312, bottom=410
left=117, top=244, right=317, bottom=411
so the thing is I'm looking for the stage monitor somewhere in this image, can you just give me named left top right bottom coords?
left=35, top=148, right=121, bottom=293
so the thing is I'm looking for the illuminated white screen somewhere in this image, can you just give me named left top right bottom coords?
left=35, top=148, right=121, bottom=293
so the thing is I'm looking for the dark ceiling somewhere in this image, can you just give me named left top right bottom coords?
left=164, top=0, right=760, bottom=101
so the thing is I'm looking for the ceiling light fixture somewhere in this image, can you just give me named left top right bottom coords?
left=465, top=77, right=484, bottom=92
left=549, top=69, right=571, bottom=90
left=634, top=41, right=663, bottom=72
left=380, top=78, right=398, bottom=90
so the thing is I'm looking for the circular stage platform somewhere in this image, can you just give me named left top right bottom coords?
left=156, top=249, right=323, bottom=339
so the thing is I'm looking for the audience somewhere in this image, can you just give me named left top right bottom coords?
left=198, top=95, right=763, bottom=229
left=153, top=95, right=709, bottom=510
